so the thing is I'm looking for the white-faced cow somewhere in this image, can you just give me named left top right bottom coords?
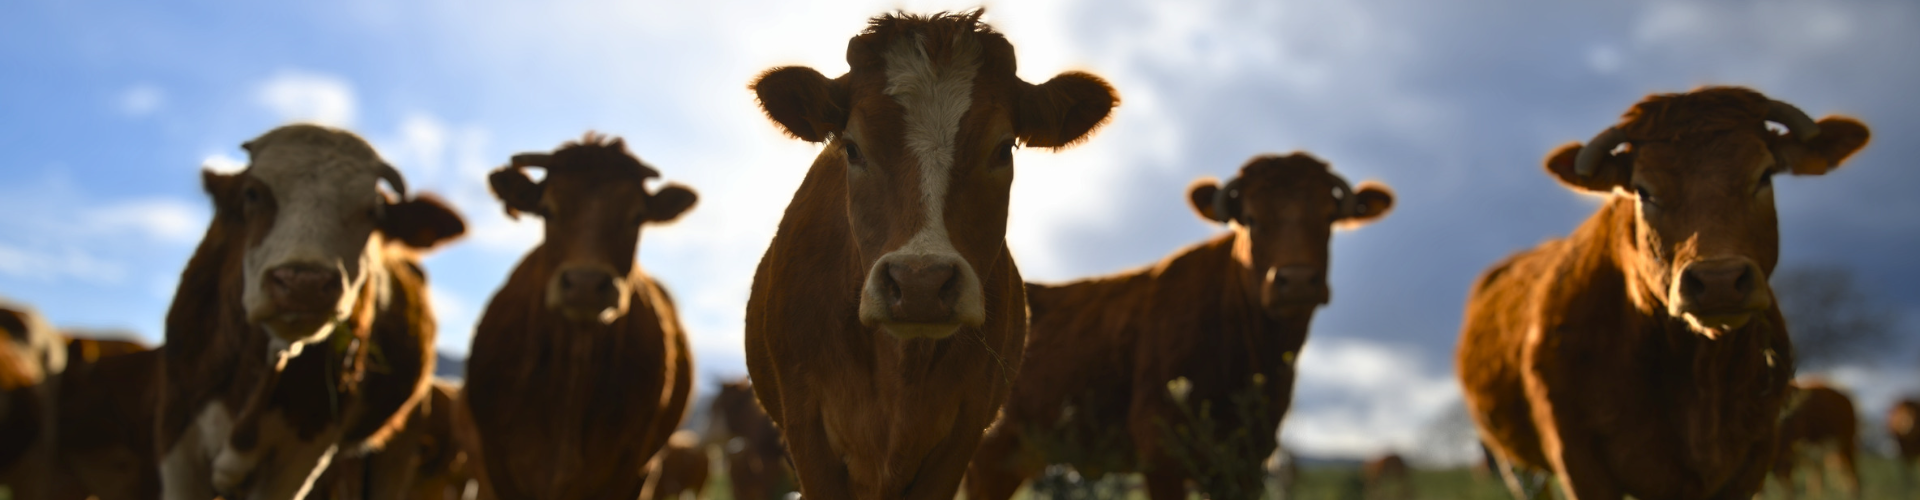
left=744, top=9, right=1117, bottom=499
left=157, top=124, right=465, bottom=500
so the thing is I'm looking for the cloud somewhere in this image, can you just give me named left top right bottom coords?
left=78, top=198, right=203, bottom=244
left=202, top=153, right=247, bottom=173
left=1283, top=337, right=1461, bottom=458
left=118, top=84, right=164, bottom=116
left=0, top=243, right=126, bottom=284
left=256, top=70, right=357, bottom=126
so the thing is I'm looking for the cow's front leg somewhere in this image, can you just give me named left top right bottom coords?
left=212, top=408, right=344, bottom=500
left=161, top=402, right=232, bottom=500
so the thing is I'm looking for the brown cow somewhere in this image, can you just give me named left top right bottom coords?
left=1455, top=87, right=1871, bottom=499
left=1890, top=398, right=1920, bottom=490
left=1361, top=452, right=1412, bottom=500
left=156, top=124, right=466, bottom=500
left=463, top=133, right=697, bottom=500
left=640, top=430, right=709, bottom=500
left=1770, top=381, right=1859, bottom=499
left=306, top=380, right=473, bottom=500
left=51, top=337, right=162, bottom=500
left=707, top=379, right=793, bottom=500
left=0, top=299, right=69, bottom=499
left=965, top=154, right=1393, bottom=500
left=743, top=9, right=1118, bottom=499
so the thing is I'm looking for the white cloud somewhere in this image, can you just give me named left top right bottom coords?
left=0, top=243, right=127, bottom=284
left=256, top=70, right=357, bottom=126
left=1283, top=337, right=1461, bottom=459
left=78, top=198, right=204, bottom=244
left=202, top=153, right=247, bottom=173
left=119, top=84, right=164, bottom=116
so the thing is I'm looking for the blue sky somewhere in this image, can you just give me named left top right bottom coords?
left=2, top=0, right=1916, bottom=461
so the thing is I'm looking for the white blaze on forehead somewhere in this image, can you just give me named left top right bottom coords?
left=881, top=33, right=981, bottom=255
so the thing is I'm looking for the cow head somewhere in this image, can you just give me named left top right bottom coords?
left=1545, top=87, right=1870, bottom=334
left=752, top=10, right=1117, bottom=340
left=488, top=133, right=697, bottom=325
left=203, top=124, right=466, bottom=349
left=0, top=299, right=64, bottom=392
left=1189, top=154, right=1393, bottom=319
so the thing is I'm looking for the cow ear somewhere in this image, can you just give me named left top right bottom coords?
left=752, top=66, right=849, bottom=143
left=488, top=167, right=544, bottom=219
left=201, top=169, right=245, bottom=220
left=1772, top=117, right=1870, bottom=177
left=1017, top=71, right=1119, bottom=149
left=1187, top=178, right=1226, bottom=224
left=1544, top=142, right=1630, bottom=193
left=646, top=183, right=698, bottom=223
left=1338, top=181, right=1395, bottom=229
left=382, top=194, right=466, bottom=249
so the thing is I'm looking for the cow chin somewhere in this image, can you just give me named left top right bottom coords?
left=1681, top=312, right=1756, bottom=336
left=258, top=313, right=339, bottom=347
left=877, top=321, right=966, bottom=340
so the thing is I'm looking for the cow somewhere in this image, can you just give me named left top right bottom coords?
left=1890, top=398, right=1920, bottom=491
left=964, top=154, right=1394, bottom=500
left=156, top=124, right=467, bottom=500
left=51, top=337, right=162, bottom=500
left=742, top=9, right=1118, bottom=499
left=1361, top=452, right=1412, bottom=500
left=707, top=379, right=793, bottom=500
left=306, top=380, right=473, bottom=500
left=640, top=430, right=709, bottom=500
left=462, top=133, right=697, bottom=500
left=1455, top=87, right=1871, bottom=499
left=1769, top=381, right=1859, bottom=499
left=0, top=299, right=68, bottom=500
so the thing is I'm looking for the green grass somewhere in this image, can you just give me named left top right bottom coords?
left=682, top=454, right=1920, bottom=499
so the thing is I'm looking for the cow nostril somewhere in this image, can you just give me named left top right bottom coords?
left=559, top=273, right=573, bottom=290
left=1681, top=271, right=1705, bottom=298
left=1735, top=267, right=1755, bottom=294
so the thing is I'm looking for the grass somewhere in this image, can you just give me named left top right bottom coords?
left=680, top=453, right=1920, bottom=499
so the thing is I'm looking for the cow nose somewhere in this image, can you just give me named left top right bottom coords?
left=884, top=256, right=959, bottom=323
left=1268, top=265, right=1325, bottom=299
left=1678, top=258, right=1763, bottom=312
left=557, top=268, right=619, bottom=309
left=265, top=264, right=343, bottom=311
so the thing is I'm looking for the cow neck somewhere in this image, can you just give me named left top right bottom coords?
left=1585, top=197, right=1789, bottom=474
left=1208, top=232, right=1311, bottom=388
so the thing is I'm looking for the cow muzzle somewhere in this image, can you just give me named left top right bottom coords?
left=1261, top=265, right=1329, bottom=317
left=257, top=263, right=347, bottom=343
left=1669, top=257, right=1772, bottom=332
left=546, top=266, right=631, bottom=325
left=859, top=252, right=984, bottom=340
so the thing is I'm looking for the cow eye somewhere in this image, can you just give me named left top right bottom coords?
left=992, top=140, right=1015, bottom=166
left=1634, top=185, right=1657, bottom=207
left=243, top=186, right=261, bottom=204
left=843, top=141, right=865, bottom=166
left=1755, top=171, right=1774, bottom=194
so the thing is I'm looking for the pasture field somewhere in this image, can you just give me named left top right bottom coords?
left=679, top=453, right=1920, bottom=500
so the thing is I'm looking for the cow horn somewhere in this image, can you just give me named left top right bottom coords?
left=1573, top=127, right=1626, bottom=177
left=376, top=162, right=408, bottom=197
left=1330, top=174, right=1358, bottom=218
left=1767, top=100, right=1821, bottom=142
left=509, top=153, right=553, bottom=169
left=1210, top=176, right=1244, bottom=223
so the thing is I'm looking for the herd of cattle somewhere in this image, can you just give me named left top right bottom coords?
left=0, top=9, right=1912, bottom=500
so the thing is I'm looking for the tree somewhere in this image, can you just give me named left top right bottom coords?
left=1772, top=264, right=1899, bottom=371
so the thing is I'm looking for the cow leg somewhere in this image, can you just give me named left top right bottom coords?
left=781, top=411, right=853, bottom=500
left=161, top=402, right=234, bottom=500
left=1140, top=467, right=1187, bottom=500
left=964, top=424, right=1033, bottom=500
left=1833, top=445, right=1860, bottom=500
left=212, top=409, right=343, bottom=500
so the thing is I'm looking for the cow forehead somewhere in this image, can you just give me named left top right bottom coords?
left=247, top=144, right=385, bottom=208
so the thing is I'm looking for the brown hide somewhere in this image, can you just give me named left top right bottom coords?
left=0, top=299, right=67, bottom=500
left=157, top=124, right=464, bottom=499
left=1769, top=382, right=1859, bottom=499
left=744, top=10, right=1116, bottom=500
left=463, top=133, right=695, bottom=500
left=640, top=430, right=709, bottom=500
left=1892, top=399, right=1920, bottom=465
left=1361, top=453, right=1412, bottom=500
left=966, top=155, right=1392, bottom=500
left=709, top=380, right=793, bottom=500
left=307, top=380, right=473, bottom=500
left=52, top=338, right=161, bottom=500
left=1456, top=87, right=1870, bottom=499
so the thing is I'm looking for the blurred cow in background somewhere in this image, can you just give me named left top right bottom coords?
left=0, top=299, right=68, bottom=499
left=706, top=379, right=793, bottom=500
left=1888, top=398, right=1920, bottom=492
left=1361, top=452, right=1412, bottom=500
left=640, top=430, right=709, bottom=500
left=51, top=336, right=161, bottom=500
left=1770, top=381, right=1859, bottom=499
left=966, top=154, right=1393, bottom=500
